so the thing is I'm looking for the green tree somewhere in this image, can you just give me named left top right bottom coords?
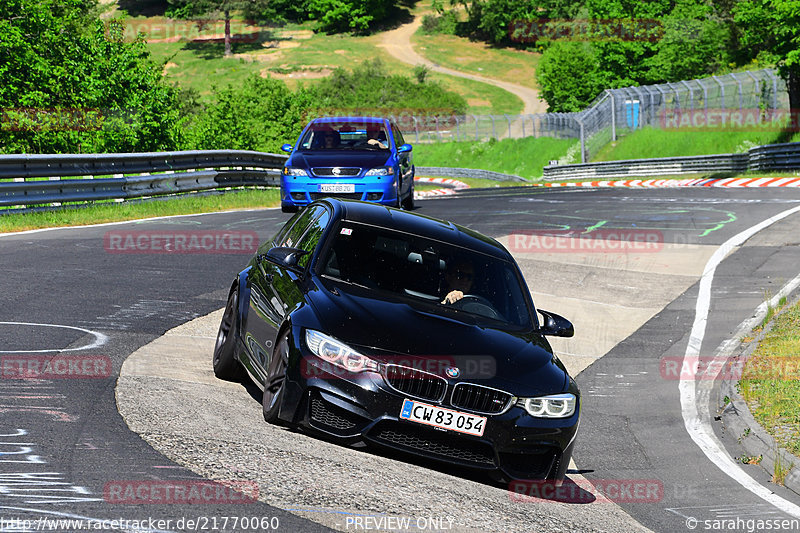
left=734, top=0, right=800, bottom=111
left=0, top=0, right=183, bottom=153
left=167, top=0, right=271, bottom=56
left=646, top=0, right=730, bottom=82
left=185, top=75, right=314, bottom=152
left=536, top=41, right=609, bottom=111
left=304, top=0, right=396, bottom=34
left=308, top=59, right=468, bottom=114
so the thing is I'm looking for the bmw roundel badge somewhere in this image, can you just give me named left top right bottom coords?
left=445, top=367, right=460, bottom=378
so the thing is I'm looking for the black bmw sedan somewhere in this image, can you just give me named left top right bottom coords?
left=213, top=198, right=579, bottom=482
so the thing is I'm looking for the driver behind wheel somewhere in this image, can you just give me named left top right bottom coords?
left=441, top=259, right=475, bottom=304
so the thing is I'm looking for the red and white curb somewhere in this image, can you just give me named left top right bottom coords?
left=537, top=177, right=800, bottom=188
left=414, top=177, right=470, bottom=198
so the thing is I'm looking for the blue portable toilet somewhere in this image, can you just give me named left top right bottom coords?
left=625, top=99, right=640, bottom=129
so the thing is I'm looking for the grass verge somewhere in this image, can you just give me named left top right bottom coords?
left=739, top=300, right=800, bottom=459
left=0, top=188, right=280, bottom=233
left=414, top=137, right=579, bottom=180
left=594, top=127, right=800, bottom=162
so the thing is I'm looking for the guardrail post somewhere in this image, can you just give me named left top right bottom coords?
left=730, top=72, right=744, bottom=110
left=490, top=116, right=497, bottom=139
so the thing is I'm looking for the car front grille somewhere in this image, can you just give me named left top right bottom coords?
left=450, top=383, right=515, bottom=415
left=309, top=192, right=363, bottom=201
left=382, top=364, right=447, bottom=403
left=311, top=167, right=361, bottom=176
left=369, top=422, right=496, bottom=466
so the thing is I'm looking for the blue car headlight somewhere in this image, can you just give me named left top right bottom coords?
left=283, top=167, right=308, bottom=177
left=364, top=167, right=394, bottom=177
left=516, top=393, right=577, bottom=418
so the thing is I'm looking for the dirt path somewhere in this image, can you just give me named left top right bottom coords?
left=379, top=17, right=547, bottom=115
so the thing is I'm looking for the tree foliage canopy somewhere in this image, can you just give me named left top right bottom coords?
left=0, top=0, right=183, bottom=153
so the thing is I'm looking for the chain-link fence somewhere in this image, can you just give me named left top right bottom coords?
left=392, top=69, right=789, bottom=163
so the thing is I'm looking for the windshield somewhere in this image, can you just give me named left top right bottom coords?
left=299, top=121, right=390, bottom=151
left=318, top=222, right=534, bottom=328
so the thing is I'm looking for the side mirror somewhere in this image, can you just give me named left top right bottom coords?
left=280, top=143, right=293, bottom=153
left=397, top=144, right=413, bottom=153
left=262, top=246, right=308, bottom=274
left=537, top=310, right=574, bottom=338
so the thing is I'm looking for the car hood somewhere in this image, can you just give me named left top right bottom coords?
left=289, top=151, right=392, bottom=170
left=304, top=282, right=568, bottom=395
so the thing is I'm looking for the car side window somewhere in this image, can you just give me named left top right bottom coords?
left=391, top=124, right=405, bottom=147
left=272, top=210, right=305, bottom=247
left=295, top=207, right=331, bottom=268
left=278, top=207, right=320, bottom=249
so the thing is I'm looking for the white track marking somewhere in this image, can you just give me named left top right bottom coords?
left=0, top=322, right=108, bottom=353
left=680, top=204, right=800, bottom=517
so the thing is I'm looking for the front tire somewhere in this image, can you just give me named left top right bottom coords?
left=402, top=180, right=415, bottom=210
left=262, top=334, right=290, bottom=424
left=213, top=288, right=244, bottom=381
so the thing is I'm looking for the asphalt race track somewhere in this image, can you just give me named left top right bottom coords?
left=2, top=186, right=800, bottom=532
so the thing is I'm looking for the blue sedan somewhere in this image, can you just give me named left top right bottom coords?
left=280, top=117, right=415, bottom=212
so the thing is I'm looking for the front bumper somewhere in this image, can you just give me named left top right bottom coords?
left=281, top=175, right=399, bottom=208
left=281, top=334, right=580, bottom=481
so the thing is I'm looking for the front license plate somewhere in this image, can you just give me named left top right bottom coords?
left=319, top=183, right=355, bottom=193
left=399, top=399, right=486, bottom=437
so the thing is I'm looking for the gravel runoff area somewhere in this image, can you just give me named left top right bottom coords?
left=115, top=237, right=717, bottom=532
left=116, top=311, right=650, bottom=533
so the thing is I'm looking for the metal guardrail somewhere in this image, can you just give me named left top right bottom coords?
left=748, top=142, right=800, bottom=172
left=416, top=166, right=528, bottom=182
left=0, top=150, right=288, bottom=179
left=542, top=142, right=800, bottom=180
left=3, top=143, right=799, bottom=208
left=0, top=150, right=287, bottom=208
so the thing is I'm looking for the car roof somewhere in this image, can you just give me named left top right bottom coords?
left=319, top=199, right=510, bottom=260
left=309, top=117, right=390, bottom=125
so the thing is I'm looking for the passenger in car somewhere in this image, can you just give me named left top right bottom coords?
left=365, top=128, right=388, bottom=149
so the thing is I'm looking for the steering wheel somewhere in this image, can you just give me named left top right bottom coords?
left=451, top=294, right=503, bottom=320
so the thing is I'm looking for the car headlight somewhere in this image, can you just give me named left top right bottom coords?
left=364, top=167, right=394, bottom=176
left=305, top=329, right=379, bottom=373
left=283, top=167, right=308, bottom=176
left=517, top=393, right=577, bottom=418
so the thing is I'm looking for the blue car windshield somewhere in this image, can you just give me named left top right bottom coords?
left=318, top=222, right=534, bottom=328
left=299, top=122, right=390, bottom=151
